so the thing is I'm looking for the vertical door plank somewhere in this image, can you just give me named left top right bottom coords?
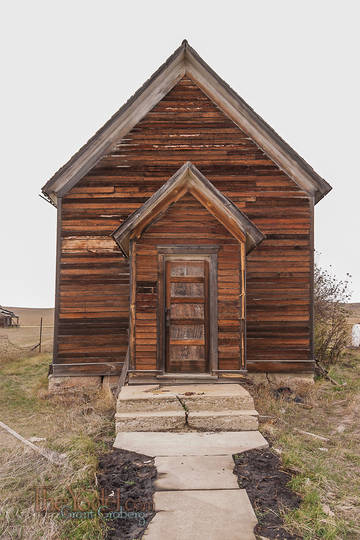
left=165, top=259, right=210, bottom=373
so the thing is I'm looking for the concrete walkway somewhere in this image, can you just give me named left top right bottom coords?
left=114, top=430, right=268, bottom=539
left=114, top=430, right=267, bottom=456
left=146, top=490, right=258, bottom=540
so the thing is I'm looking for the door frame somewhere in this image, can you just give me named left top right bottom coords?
left=157, top=245, right=219, bottom=374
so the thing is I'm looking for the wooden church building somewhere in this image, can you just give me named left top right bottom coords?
left=42, top=41, right=332, bottom=384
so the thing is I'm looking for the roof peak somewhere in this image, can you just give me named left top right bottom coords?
left=42, top=41, right=331, bottom=204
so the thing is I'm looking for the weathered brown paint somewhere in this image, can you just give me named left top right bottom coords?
left=54, top=77, right=314, bottom=375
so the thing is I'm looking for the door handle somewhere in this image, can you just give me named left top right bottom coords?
left=165, top=308, right=170, bottom=327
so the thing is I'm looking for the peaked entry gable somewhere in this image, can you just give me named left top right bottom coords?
left=42, top=40, right=332, bottom=204
left=111, top=162, right=265, bottom=255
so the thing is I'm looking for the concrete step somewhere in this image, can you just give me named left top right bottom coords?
left=117, top=385, right=182, bottom=413
left=175, top=384, right=255, bottom=411
left=115, top=410, right=186, bottom=432
left=117, top=383, right=255, bottom=414
left=115, top=409, right=258, bottom=433
left=116, top=383, right=258, bottom=433
left=188, top=409, right=258, bottom=431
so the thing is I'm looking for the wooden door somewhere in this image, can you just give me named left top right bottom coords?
left=165, top=259, right=209, bottom=373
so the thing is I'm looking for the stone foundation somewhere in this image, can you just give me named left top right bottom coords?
left=48, top=372, right=314, bottom=395
left=246, top=372, right=314, bottom=391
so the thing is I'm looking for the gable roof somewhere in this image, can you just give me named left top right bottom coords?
left=112, top=162, right=265, bottom=255
left=42, top=40, right=332, bottom=205
left=0, top=306, right=16, bottom=318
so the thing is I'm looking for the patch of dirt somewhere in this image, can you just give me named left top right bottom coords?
left=234, top=446, right=302, bottom=540
left=97, top=449, right=157, bottom=540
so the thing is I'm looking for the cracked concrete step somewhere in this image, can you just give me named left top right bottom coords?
left=115, top=409, right=258, bottom=433
left=175, top=384, right=255, bottom=411
left=115, top=410, right=186, bottom=432
left=116, top=383, right=255, bottom=414
left=117, top=385, right=182, bottom=412
left=188, top=409, right=259, bottom=431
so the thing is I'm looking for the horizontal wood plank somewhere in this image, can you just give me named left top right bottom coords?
left=55, top=76, right=312, bottom=374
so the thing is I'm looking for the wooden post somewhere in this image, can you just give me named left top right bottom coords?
left=0, top=420, right=65, bottom=465
left=129, top=241, right=136, bottom=370
left=240, top=242, right=246, bottom=370
left=39, top=317, right=43, bottom=353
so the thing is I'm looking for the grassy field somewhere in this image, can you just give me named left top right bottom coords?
left=0, top=307, right=54, bottom=353
left=253, top=349, right=360, bottom=539
left=0, top=353, right=114, bottom=539
left=0, top=349, right=359, bottom=538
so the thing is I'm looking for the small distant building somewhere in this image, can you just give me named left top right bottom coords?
left=0, top=307, right=19, bottom=328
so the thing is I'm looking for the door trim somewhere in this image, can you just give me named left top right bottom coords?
left=157, top=245, right=219, bottom=374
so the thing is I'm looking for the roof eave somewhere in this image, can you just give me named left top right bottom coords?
left=41, top=41, right=188, bottom=201
left=184, top=43, right=332, bottom=205
left=112, top=162, right=265, bottom=256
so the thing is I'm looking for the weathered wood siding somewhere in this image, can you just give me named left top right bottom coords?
left=134, top=194, right=242, bottom=371
left=57, top=76, right=313, bottom=374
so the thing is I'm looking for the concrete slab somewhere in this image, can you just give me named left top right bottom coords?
left=114, top=431, right=268, bottom=456
left=170, top=383, right=255, bottom=411
left=115, top=411, right=185, bottom=432
left=118, top=384, right=255, bottom=410
left=117, top=384, right=182, bottom=412
left=144, top=489, right=257, bottom=539
left=154, top=455, right=238, bottom=490
left=187, top=410, right=258, bottom=431
left=166, top=384, right=249, bottom=396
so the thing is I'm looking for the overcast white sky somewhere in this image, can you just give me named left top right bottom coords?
left=1, top=0, right=359, bottom=307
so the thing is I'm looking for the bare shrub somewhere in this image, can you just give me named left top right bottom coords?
left=314, top=263, right=351, bottom=370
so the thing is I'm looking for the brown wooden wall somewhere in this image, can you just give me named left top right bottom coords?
left=56, top=76, right=313, bottom=375
left=134, top=193, right=242, bottom=371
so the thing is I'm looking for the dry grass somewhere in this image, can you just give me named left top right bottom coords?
left=0, top=353, right=115, bottom=539
left=1, top=347, right=359, bottom=538
left=251, top=349, right=360, bottom=539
